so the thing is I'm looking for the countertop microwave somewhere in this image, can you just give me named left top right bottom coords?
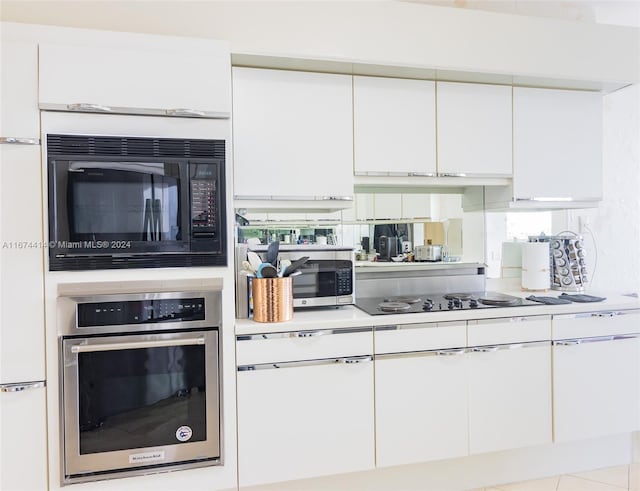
left=235, top=245, right=355, bottom=318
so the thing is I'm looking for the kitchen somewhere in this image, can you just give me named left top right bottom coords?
left=3, top=2, right=638, bottom=489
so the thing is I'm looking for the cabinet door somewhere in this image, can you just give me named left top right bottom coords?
left=354, top=76, right=436, bottom=175
left=0, top=145, right=45, bottom=384
left=355, top=194, right=375, bottom=220
left=437, top=82, right=512, bottom=177
left=553, top=335, right=639, bottom=442
left=468, top=342, right=552, bottom=454
left=374, top=194, right=402, bottom=220
left=513, top=87, right=602, bottom=201
left=0, top=385, right=48, bottom=491
left=237, top=357, right=374, bottom=486
left=39, top=42, right=230, bottom=116
left=232, top=68, right=353, bottom=199
left=375, top=349, right=468, bottom=467
left=0, top=41, right=39, bottom=138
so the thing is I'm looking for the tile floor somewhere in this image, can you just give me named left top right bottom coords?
left=469, top=463, right=640, bottom=491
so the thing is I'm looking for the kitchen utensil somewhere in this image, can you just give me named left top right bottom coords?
left=279, top=259, right=292, bottom=275
left=267, top=240, right=280, bottom=266
left=247, top=251, right=262, bottom=272
left=282, top=256, right=309, bottom=277
left=257, top=263, right=278, bottom=278
left=391, top=256, right=405, bottom=262
left=242, top=260, right=254, bottom=273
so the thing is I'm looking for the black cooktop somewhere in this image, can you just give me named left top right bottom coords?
left=354, top=291, right=543, bottom=316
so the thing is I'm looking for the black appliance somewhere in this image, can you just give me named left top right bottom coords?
left=355, top=291, right=542, bottom=315
left=378, top=236, right=398, bottom=261
left=58, top=290, right=222, bottom=483
left=47, top=134, right=226, bottom=271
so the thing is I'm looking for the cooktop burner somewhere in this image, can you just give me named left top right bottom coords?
left=383, top=296, right=423, bottom=304
left=378, top=301, right=412, bottom=312
left=355, top=291, right=542, bottom=316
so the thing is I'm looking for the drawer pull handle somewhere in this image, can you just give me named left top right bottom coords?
left=340, top=355, right=372, bottom=364
left=472, top=346, right=499, bottom=353
left=436, top=349, right=466, bottom=356
left=165, top=108, right=206, bottom=117
left=591, top=312, right=619, bottom=318
left=291, top=330, right=327, bottom=338
left=67, top=103, right=112, bottom=112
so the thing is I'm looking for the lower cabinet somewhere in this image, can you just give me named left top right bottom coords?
left=375, top=348, right=468, bottom=467
left=0, top=385, right=48, bottom=491
left=553, top=333, right=640, bottom=442
left=552, top=310, right=640, bottom=442
left=236, top=328, right=374, bottom=487
left=467, top=341, right=552, bottom=453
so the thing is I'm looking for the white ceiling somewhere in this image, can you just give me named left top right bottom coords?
left=406, top=0, right=640, bottom=27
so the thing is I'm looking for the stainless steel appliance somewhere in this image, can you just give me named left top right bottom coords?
left=47, top=134, right=227, bottom=271
left=414, top=244, right=442, bottom=262
left=377, top=236, right=398, bottom=261
left=235, top=245, right=354, bottom=317
left=355, top=291, right=541, bottom=315
left=58, top=290, right=222, bottom=484
left=529, top=233, right=588, bottom=291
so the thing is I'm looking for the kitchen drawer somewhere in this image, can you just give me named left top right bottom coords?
left=468, top=315, right=551, bottom=346
left=375, top=321, right=466, bottom=354
left=236, top=327, right=373, bottom=365
left=553, top=309, right=640, bottom=340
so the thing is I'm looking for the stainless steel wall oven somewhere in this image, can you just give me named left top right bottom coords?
left=58, top=290, right=222, bottom=484
left=47, top=134, right=227, bottom=271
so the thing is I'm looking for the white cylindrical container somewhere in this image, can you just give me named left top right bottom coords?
left=521, top=242, right=550, bottom=291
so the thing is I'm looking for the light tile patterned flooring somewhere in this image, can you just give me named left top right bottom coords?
left=468, top=464, right=640, bottom=491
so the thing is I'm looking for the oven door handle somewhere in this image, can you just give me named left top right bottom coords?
left=70, top=337, right=205, bottom=353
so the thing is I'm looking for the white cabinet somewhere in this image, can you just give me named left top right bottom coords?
left=513, top=87, right=602, bottom=201
left=375, top=322, right=468, bottom=467
left=0, top=144, right=45, bottom=384
left=553, top=311, right=640, bottom=442
left=374, top=194, right=402, bottom=220
left=437, top=82, right=512, bottom=177
left=236, top=327, right=374, bottom=487
left=0, top=40, right=39, bottom=139
left=467, top=316, right=552, bottom=454
left=0, top=384, right=48, bottom=491
left=353, top=76, right=436, bottom=176
left=467, top=341, right=552, bottom=453
left=402, top=194, right=431, bottom=219
left=232, top=68, right=354, bottom=203
left=39, top=41, right=231, bottom=117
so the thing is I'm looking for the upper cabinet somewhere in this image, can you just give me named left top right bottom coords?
left=437, top=82, right=512, bottom=177
left=38, top=41, right=231, bottom=118
left=512, top=87, right=602, bottom=202
left=470, top=87, right=603, bottom=211
left=0, top=40, right=39, bottom=138
left=354, top=76, right=436, bottom=176
left=232, top=67, right=354, bottom=206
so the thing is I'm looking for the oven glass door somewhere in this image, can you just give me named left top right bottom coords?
left=62, top=330, right=219, bottom=480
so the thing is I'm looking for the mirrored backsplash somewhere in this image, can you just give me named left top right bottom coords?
left=236, top=193, right=486, bottom=265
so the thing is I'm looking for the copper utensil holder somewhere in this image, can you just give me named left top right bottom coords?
left=252, top=277, right=293, bottom=323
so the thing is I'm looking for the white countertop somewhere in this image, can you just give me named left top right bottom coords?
left=234, top=291, right=640, bottom=335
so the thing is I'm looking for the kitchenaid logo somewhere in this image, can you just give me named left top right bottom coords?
left=128, top=450, right=166, bottom=464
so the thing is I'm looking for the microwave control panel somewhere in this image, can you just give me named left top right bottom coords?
left=336, top=266, right=354, bottom=296
left=191, top=163, right=218, bottom=234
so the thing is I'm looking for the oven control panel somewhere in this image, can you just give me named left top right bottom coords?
left=77, top=297, right=205, bottom=327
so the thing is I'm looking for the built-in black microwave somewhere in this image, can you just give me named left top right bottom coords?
left=47, top=134, right=226, bottom=271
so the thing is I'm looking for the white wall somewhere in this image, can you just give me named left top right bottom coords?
left=567, top=84, right=640, bottom=295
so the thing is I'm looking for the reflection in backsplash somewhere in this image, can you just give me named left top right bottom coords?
left=236, top=193, right=486, bottom=264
